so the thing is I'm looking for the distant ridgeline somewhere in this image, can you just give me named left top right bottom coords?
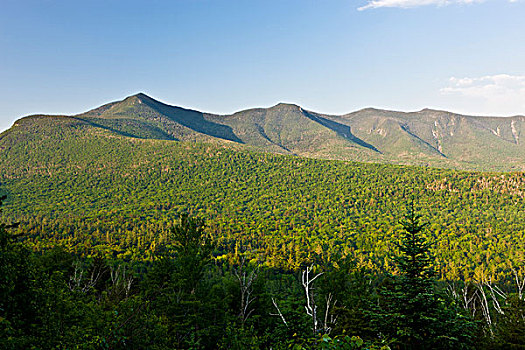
left=0, top=94, right=524, bottom=280
left=7, top=93, right=525, bottom=171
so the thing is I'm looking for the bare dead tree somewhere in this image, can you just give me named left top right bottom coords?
left=512, top=268, right=525, bottom=300
left=448, top=266, right=525, bottom=338
left=462, top=285, right=478, bottom=317
left=484, top=277, right=507, bottom=315
left=302, top=264, right=324, bottom=335
left=270, top=265, right=338, bottom=334
left=447, top=281, right=479, bottom=319
left=474, top=278, right=507, bottom=336
left=448, top=280, right=491, bottom=334
left=475, top=281, right=493, bottom=334
left=322, top=293, right=338, bottom=334
left=234, top=255, right=260, bottom=326
left=446, top=281, right=458, bottom=300
left=109, top=265, right=134, bottom=300
left=68, top=260, right=104, bottom=294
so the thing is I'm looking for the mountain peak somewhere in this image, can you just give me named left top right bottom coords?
left=271, top=102, right=302, bottom=110
left=133, top=92, right=149, bottom=98
left=354, top=107, right=389, bottom=114
left=418, top=108, right=449, bottom=114
left=126, top=92, right=154, bottom=103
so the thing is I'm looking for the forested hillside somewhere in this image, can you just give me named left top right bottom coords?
left=1, top=119, right=524, bottom=281
left=6, top=93, right=525, bottom=170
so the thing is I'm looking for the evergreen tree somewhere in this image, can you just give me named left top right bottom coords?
left=0, top=196, right=35, bottom=349
left=392, top=209, right=436, bottom=347
left=143, top=214, right=218, bottom=348
left=374, top=207, right=475, bottom=349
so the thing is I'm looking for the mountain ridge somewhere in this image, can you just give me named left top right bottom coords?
left=3, top=93, right=525, bottom=171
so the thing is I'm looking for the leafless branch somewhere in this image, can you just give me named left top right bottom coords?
left=323, top=293, right=337, bottom=334
left=302, top=264, right=324, bottom=335
left=270, top=297, right=288, bottom=327
left=68, top=260, right=104, bottom=294
left=110, top=265, right=134, bottom=299
left=476, top=282, right=493, bottom=335
left=484, top=278, right=506, bottom=315
left=513, top=268, right=525, bottom=300
left=234, top=255, right=260, bottom=325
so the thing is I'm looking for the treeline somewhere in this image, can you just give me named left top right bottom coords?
left=2, top=207, right=524, bottom=349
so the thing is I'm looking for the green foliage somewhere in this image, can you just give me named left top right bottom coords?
left=219, top=323, right=261, bottom=349
left=0, top=196, right=34, bottom=349
left=494, top=295, right=525, bottom=349
left=1, top=133, right=525, bottom=280
left=391, top=210, right=437, bottom=347
left=326, top=261, right=378, bottom=341
left=142, top=215, right=219, bottom=348
left=373, top=209, right=476, bottom=349
left=0, top=205, right=517, bottom=349
left=319, top=334, right=390, bottom=350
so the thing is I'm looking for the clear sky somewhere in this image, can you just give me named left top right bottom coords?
left=1, top=0, right=525, bottom=132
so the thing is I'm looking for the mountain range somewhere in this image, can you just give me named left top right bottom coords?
left=4, top=93, right=525, bottom=171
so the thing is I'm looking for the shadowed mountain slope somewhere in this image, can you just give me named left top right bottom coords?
left=78, top=93, right=242, bottom=142
left=3, top=93, right=525, bottom=171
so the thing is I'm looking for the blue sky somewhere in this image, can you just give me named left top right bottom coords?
left=1, top=0, right=525, bottom=132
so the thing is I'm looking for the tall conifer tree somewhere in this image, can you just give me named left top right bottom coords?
left=391, top=208, right=437, bottom=348
left=375, top=206, right=475, bottom=349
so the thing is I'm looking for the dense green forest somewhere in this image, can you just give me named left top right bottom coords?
left=1, top=119, right=525, bottom=348
left=2, top=203, right=524, bottom=349
left=1, top=126, right=524, bottom=281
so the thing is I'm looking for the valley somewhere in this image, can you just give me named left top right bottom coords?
left=1, top=94, right=524, bottom=348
